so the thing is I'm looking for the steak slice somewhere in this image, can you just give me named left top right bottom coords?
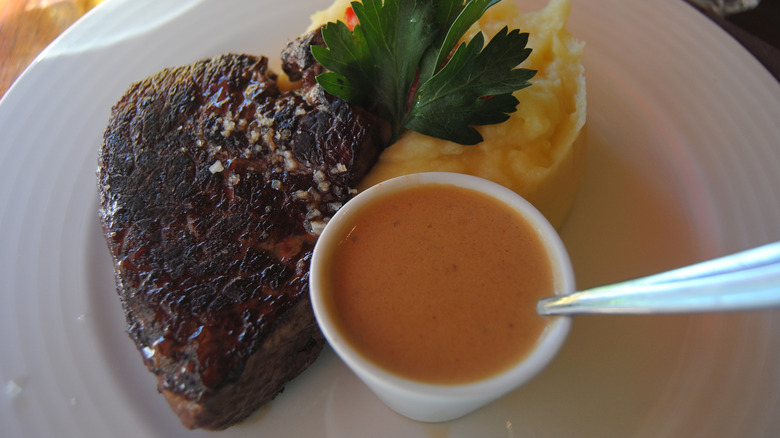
left=97, top=30, right=387, bottom=430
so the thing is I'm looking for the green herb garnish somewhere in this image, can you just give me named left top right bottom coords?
left=311, top=0, right=536, bottom=145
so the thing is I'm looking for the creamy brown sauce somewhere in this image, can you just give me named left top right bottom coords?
left=322, top=183, right=554, bottom=384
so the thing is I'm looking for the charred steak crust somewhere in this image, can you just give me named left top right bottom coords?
left=97, top=30, right=387, bottom=430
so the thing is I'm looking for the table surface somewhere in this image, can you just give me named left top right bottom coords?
left=0, top=0, right=778, bottom=99
left=689, top=0, right=780, bottom=81
left=1, top=0, right=101, bottom=97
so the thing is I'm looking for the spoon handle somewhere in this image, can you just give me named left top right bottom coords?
left=537, top=241, right=780, bottom=316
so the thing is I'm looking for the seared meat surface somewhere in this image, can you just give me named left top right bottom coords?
left=97, top=30, right=387, bottom=429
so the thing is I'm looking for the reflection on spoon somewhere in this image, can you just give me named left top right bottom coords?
left=538, top=241, right=780, bottom=315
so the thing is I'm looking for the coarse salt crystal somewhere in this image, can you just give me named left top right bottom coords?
left=310, top=220, right=328, bottom=236
left=209, top=160, right=224, bottom=174
left=332, top=163, right=347, bottom=174
left=222, top=119, right=236, bottom=137
left=282, top=150, right=298, bottom=171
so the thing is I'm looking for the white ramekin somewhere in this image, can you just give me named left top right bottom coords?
left=309, top=172, right=574, bottom=422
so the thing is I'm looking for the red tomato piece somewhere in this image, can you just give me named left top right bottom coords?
left=345, top=7, right=359, bottom=31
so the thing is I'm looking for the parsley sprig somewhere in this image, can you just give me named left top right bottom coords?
left=311, top=0, right=536, bottom=145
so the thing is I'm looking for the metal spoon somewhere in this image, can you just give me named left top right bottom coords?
left=537, top=241, right=780, bottom=315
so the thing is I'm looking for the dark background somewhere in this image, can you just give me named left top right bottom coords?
left=689, top=0, right=780, bottom=80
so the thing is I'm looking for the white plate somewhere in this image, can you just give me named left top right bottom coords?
left=1, top=0, right=779, bottom=436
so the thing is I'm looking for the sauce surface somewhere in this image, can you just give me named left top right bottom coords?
left=323, top=183, right=554, bottom=384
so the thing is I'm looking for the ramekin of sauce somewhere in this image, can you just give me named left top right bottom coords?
left=309, top=172, right=574, bottom=422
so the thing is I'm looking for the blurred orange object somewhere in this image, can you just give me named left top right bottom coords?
left=0, top=0, right=102, bottom=97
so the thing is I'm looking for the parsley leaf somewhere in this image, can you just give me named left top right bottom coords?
left=312, top=0, right=536, bottom=145
left=419, top=0, right=502, bottom=82
left=312, top=0, right=437, bottom=130
left=407, top=28, right=535, bottom=144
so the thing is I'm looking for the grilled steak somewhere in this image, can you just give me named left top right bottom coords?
left=97, top=29, right=388, bottom=430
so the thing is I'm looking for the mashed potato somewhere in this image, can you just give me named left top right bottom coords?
left=309, top=0, right=586, bottom=228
